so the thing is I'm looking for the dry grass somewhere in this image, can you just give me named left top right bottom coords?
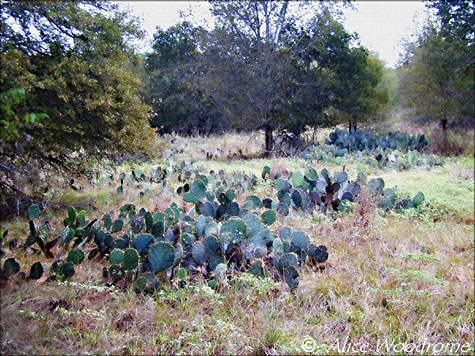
left=1, top=131, right=474, bottom=355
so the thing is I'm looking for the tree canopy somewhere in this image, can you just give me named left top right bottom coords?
left=0, top=0, right=157, bottom=215
left=143, top=1, right=388, bottom=153
left=398, top=0, right=474, bottom=130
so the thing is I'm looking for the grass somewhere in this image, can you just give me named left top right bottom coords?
left=1, top=131, right=474, bottom=355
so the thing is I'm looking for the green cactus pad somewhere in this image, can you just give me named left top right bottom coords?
left=413, top=192, right=425, bottom=208
left=148, top=242, right=175, bottom=273
left=27, top=204, right=40, bottom=220
left=134, top=276, right=148, bottom=292
left=2, top=258, right=20, bottom=278
left=272, top=238, right=284, bottom=254
left=104, top=214, right=112, bottom=230
left=276, top=253, right=298, bottom=274
left=29, top=262, right=44, bottom=280
left=221, top=218, right=247, bottom=236
left=199, top=202, right=215, bottom=217
left=203, top=221, right=218, bottom=237
left=109, top=249, right=124, bottom=265
left=292, top=172, right=304, bottom=188
left=276, top=179, right=291, bottom=192
left=183, top=192, right=199, bottom=204
left=243, top=214, right=262, bottom=237
left=111, top=219, right=124, bottom=233
left=305, top=166, right=318, bottom=181
left=134, top=233, right=154, bottom=254
left=208, top=253, right=225, bottom=271
left=59, top=262, right=75, bottom=278
left=191, top=241, right=207, bottom=265
left=67, top=249, right=85, bottom=265
left=248, top=260, right=265, bottom=277
left=284, top=266, right=299, bottom=289
left=227, top=202, right=240, bottom=216
left=261, top=210, right=276, bottom=226
left=291, top=231, right=309, bottom=250
left=204, top=235, right=219, bottom=252
left=181, top=232, right=196, bottom=245
left=262, top=166, right=271, bottom=179
left=247, top=195, right=262, bottom=209
left=336, top=171, right=348, bottom=183
left=214, top=263, right=227, bottom=281
left=190, top=179, right=206, bottom=202
left=122, top=248, right=139, bottom=270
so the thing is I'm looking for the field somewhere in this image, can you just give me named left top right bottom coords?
left=0, top=131, right=474, bottom=355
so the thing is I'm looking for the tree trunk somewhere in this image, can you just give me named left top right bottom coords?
left=265, top=124, right=273, bottom=157
left=441, top=118, right=448, bottom=149
left=348, top=121, right=357, bottom=133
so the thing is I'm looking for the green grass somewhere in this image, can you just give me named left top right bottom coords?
left=375, top=161, right=474, bottom=220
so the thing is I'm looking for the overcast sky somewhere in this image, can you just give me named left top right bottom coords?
left=123, top=1, right=431, bottom=68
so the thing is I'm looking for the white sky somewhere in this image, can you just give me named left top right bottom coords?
left=122, top=1, right=431, bottom=68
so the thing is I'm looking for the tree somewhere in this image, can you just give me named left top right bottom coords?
left=332, top=50, right=388, bottom=131
left=398, top=0, right=474, bottom=134
left=202, top=1, right=350, bottom=154
left=0, top=1, right=157, bottom=217
left=144, top=22, right=225, bottom=135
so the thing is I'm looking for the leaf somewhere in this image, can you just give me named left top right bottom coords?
left=2, top=258, right=20, bottom=278
left=67, top=249, right=85, bottom=265
left=148, top=243, right=175, bottom=273
left=109, top=249, right=124, bottom=265
left=261, top=210, right=276, bottom=226
left=190, top=179, right=206, bottom=202
left=413, top=191, right=425, bottom=208
left=292, top=172, right=304, bottom=188
left=27, top=204, right=40, bottom=220
left=122, top=248, right=139, bottom=271
left=110, top=219, right=123, bottom=233
left=29, top=262, right=44, bottom=280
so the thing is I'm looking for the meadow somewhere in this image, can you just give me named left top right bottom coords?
left=0, top=129, right=473, bottom=355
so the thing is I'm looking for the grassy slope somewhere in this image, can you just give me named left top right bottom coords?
left=1, top=133, right=473, bottom=355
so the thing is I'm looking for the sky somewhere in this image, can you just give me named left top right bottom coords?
left=122, top=1, right=431, bottom=68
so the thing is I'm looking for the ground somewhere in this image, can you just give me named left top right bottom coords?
left=0, top=131, right=473, bottom=355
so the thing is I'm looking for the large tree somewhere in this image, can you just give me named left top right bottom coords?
left=201, top=0, right=350, bottom=154
left=0, top=1, right=157, bottom=216
left=144, top=22, right=224, bottom=135
left=398, top=0, right=474, bottom=132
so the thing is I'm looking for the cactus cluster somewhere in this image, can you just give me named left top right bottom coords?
left=326, top=129, right=428, bottom=153
left=269, top=167, right=362, bottom=214
left=1, top=174, right=329, bottom=291
left=302, top=129, right=442, bottom=171
left=1, top=161, right=429, bottom=293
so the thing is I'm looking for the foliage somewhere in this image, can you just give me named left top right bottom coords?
left=0, top=0, right=158, bottom=218
left=398, top=1, right=474, bottom=130
left=144, top=2, right=387, bottom=154
left=144, top=22, right=225, bottom=135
